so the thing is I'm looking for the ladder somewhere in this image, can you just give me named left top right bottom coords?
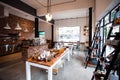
left=85, top=27, right=100, bottom=68
left=91, top=32, right=120, bottom=80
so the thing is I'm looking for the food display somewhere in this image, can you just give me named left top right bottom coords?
left=31, top=48, right=66, bottom=62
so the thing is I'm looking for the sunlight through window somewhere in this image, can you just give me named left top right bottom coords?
left=58, top=26, right=80, bottom=42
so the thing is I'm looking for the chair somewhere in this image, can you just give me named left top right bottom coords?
left=68, top=44, right=74, bottom=55
left=76, top=41, right=80, bottom=51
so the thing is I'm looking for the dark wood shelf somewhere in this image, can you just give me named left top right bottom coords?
left=105, top=40, right=120, bottom=48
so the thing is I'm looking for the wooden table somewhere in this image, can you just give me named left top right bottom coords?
left=26, top=48, right=70, bottom=80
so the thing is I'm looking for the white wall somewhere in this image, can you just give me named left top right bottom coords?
left=95, top=0, right=120, bottom=22
left=39, top=20, right=52, bottom=40
left=54, top=17, right=89, bottom=43
left=95, top=0, right=112, bottom=22
left=38, top=17, right=89, bottom=43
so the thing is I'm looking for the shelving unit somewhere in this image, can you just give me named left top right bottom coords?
left=91, top=32, right=120, bottom=80
left=90, top=3, right=120, bottom=80
left=91, top=23, right=120, bottom=80
left=0, top=33, right=21, bottom=56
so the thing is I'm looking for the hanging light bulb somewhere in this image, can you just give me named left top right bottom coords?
left=46, top=0, right=52, bottom=21
left=46, top=13, right=52, bottom=21
left=3, top=23, right=11, bottom=29
left=15, top=23, right=22, bottom=30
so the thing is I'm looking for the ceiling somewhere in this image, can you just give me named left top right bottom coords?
left=33, top=0, right=76, bottom=7
left=21, top=0, right=76, bottom=8
left=52, top=8, right=88, bottom=19
left=21, top=0, right=89, bottom=20
left=0, top=2, right=35, bottom=21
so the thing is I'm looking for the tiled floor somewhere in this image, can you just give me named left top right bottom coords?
left=0, top=50, right=94, bottom=80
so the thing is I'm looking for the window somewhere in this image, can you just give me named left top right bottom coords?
left=105, top=46, right=115, bottom=57
left=111, top=9, right=116, bottom=22
left=100, top=27, right=104, bottom=52
left=104, top=23, right=112, bottom=42
left=97, top=23, right=100, bottom=28
left=100, top=19, right=104, bottom=27
left=104, top=14, right=110, bottom=25
left=111, top=4, right=119, bottom=22
left=58, top=26, right=80, bottom=42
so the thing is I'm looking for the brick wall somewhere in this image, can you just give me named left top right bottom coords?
left=0, top=14, right=35, bottom=40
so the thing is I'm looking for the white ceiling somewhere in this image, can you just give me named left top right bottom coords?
left=21, top=0, right=89, bottom=20
left=21, top=0, right=76, bottom=8
left=35, top=0, right=76, bottom=7
left=52, top=8, right=89, bottom=20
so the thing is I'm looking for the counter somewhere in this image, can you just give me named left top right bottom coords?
left=22, top=44, right=48, bottom=61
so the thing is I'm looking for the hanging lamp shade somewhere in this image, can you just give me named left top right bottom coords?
left=24, top=27, right=29, bottom=32
left=3, top=23, right=11, bottom=29
left=15, top=23, right=22, bottom=30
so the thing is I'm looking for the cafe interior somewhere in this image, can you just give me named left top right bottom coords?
left=0, top=0, right=120, bottom=80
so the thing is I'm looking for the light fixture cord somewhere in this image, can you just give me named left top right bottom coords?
left=47, top=0, right=49, bottom=13
left=49, top=0, right=51, bottom=13
left=47, top=0, right=51, bottom=14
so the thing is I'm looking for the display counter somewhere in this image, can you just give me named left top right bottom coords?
left=22, top=44, right=48, bottom=61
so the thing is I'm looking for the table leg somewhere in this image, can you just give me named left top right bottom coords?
left=48, top=67, right=53, bottom=80
left=26, top=62, right=31, bottom=80
left=67, top=51, right=70, bottom=61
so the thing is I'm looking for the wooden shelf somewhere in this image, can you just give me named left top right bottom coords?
left=105, top=40, right=120, bottom=47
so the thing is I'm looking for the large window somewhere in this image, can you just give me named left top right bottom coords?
left=58, top=26, right=80, bottom=42
left=97, top=3, right=120, bottom=57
